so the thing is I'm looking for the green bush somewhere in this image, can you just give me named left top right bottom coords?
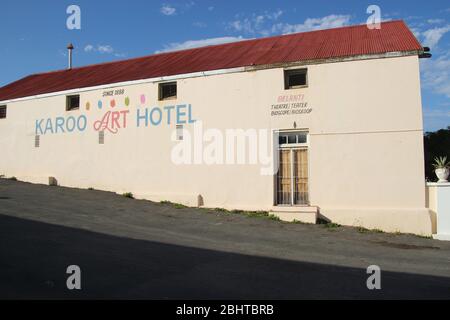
left=122, top=192, right=134, bottom=199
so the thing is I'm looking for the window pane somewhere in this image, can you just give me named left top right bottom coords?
left=289, top=73, right=306, bottom=87
left=284, top=69, right=307, bottom=89
left=276, top=150, right=292, bottom=205
left=287, top=134, right=296, bottom=144
left=293, top=149, right=309, bottom=205
left=160, top=82, right=177, bottom=100
left=67, top=95, right=80, bottom=111
left=296, top=133, right=307, bottom=144
left=279, top=136, right=287, bottom=145
left=0, top=106, right=6, bottom=119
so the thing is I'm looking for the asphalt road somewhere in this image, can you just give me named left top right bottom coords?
left=0, top=179, right=449, bottom=299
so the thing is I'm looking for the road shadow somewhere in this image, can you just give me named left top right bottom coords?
left=0, top=214, right=449, bottom=299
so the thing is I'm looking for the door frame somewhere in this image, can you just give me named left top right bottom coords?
left=273, top=130, right=310, bottom=207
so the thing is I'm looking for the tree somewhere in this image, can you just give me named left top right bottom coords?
left=424, top=126, right=450, bottom=182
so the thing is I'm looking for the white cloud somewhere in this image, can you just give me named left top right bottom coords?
left=229, top=13, right=351, bottom=36
left=270, top=9, right=284, bottom=20
left=422, top=25, right=450, bottom=48
left=97, top=45, right=114, bottom=54
left=410, top=27, right=422, bottom=39
left=422, top=105, right=450, bottom=131
left=84, top=44, right=94, bottom=52
left=161, top=5, right=176, bottom=16
left=273, top=14, right=351, bottom=34
left=423, top=108, right=450, bottom=118
left=208, top=6, right=214, bottom=11
left=427, top=19, right=445, bottom=24
left=228, top=10, right=284, bottom=36
left=84, top=44, right=126, bottom=58
left=421, top=51, right=450, bottom=98
left=156, top=36, right=247, bottom=53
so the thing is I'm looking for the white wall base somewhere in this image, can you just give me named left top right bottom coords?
left=271, top=207, right=318, bottom=224
left=319, top=207, right=434, bottom=236
left=427, top=183, right=450, bottom=238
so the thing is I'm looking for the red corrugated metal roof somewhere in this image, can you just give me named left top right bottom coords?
left=0, top=20, right=422, bottom=102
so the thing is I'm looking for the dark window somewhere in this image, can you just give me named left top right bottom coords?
left=279, top=132, right=308, bottom=146
left=0, top=105, right=6, bottom=119
left=66, top=95, right=80, bottom=111
left=296, top=133, right=307, bottom=144
left=159, top=82, right=177, bottom=100
left=279, top=136, right=287, bottom=145
left=284, top=69, right=308, bottom=89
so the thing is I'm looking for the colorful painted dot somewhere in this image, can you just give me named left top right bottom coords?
left=86, top=102, right=90, bottom=111
left=125, top=97, right=130, bottom=107
left=110, top=99, right=116, bottom=108
left=98, top=100, right=103, bottom=109
left=140, top=94, right=146, bottom=104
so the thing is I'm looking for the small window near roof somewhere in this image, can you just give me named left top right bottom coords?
left=284, top=69, right=308, bottom=89
left=159, top=82, right=177, bottom=101
left=0, top=105, right=6, bottom=119
left=66, top=95, right=80, bottom=111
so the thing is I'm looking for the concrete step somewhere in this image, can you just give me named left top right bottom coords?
left=271, top=206, right=318, bottom=224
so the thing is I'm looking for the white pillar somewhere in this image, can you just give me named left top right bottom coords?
left=427, top=183, right=450, bottom=240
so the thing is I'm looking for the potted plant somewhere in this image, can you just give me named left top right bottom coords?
left=433, top=156, right=450, bottom=183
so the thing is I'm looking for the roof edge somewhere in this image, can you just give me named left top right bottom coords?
left=0, top=50, right=420, bottom=105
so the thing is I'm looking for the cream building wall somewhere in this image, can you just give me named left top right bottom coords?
left=0, top=54, right=432, bottom=235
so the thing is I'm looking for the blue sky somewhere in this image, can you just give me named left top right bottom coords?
left=1, top=0, right=449, bottom=131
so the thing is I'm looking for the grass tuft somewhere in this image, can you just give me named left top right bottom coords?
left=292, top=219, right=308, bottom=224
left=268, top=214, right=281, bottom=221
left=245, top=211, right=270, bottom=218
left=357, top=227, right=369, bottom=233
left=213, top=208, right=278, bottom=221
left=416, top=234, right=433, bottom=239
left=122, top=192, right=134, bottom=199
left=160, top=200, right=187, bottom=209
left=323, top=222, right=341, bottom=229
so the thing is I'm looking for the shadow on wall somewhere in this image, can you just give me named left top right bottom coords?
left=425, top=190, right=438, bottom=234
left=0, top=214, right=450, bottom=299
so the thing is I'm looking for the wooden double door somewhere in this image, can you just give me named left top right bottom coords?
left=276, top=148, right=309, bottom=206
